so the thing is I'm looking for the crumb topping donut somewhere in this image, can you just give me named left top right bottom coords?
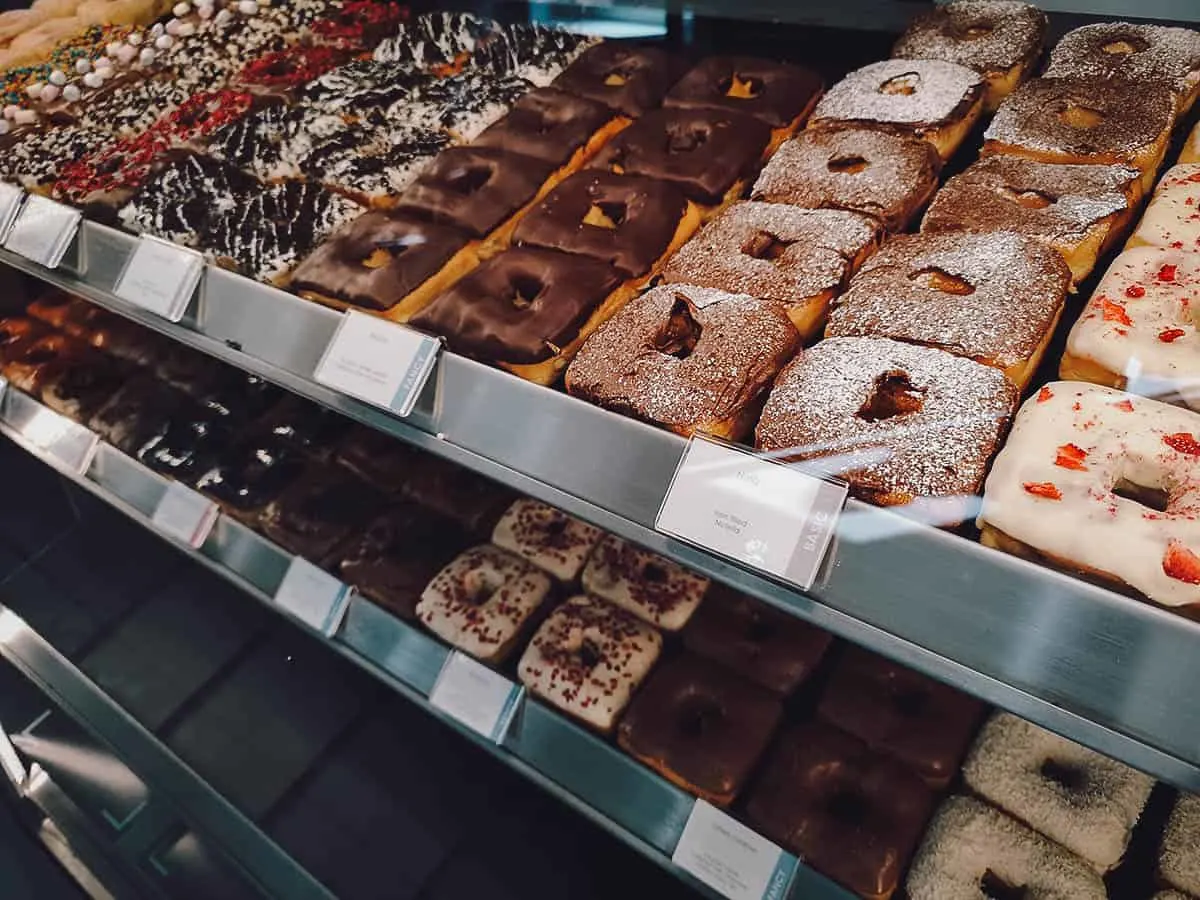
left=746, top=720, right=935, bottom=900
left=979, top=382, right=1200, bottom=610
left=893, top=1, right=1047, bottom=109
left=552, top=43, right=685, bottom=117
left=922, top=156, right=1140, bottom=284
left=1160, top=791, right=1200, bottom=896
left=1129, top=164, right=1200, bottom=251
left=907, top=795, right=1107, bottom=900
left=662, top=201, right=880, bottom=338
left=752, top=127, right=941, bottom=232
left=664, top=55, right=823, bottom=130
left=565, top=284, right=800, bottom=442
left=416, top=544, right=554, bottom=665
left=1044, top=23, right=1200, bottom=111
left=582, top=533, right=708, bottom=631
left=827, top=230, right=1070, bottom=388
left=617, top=653, right=782, bottom=807
left=491, top=498, right=604, bottom=582
left=962, top=712, right=1153, bottom=871
left=757, top=337, right=1019, bottom=510
left=518, top=594, right=662, bottom=733
left=810, top=58, right=984, bottom=161
left=1062, top=248, right=1200, bottom=407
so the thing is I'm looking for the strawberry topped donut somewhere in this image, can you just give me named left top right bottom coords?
left=979, top=382, right=1200, bottom=614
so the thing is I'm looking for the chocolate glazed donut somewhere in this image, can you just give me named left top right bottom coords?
left=552, top=43, right=687, bottom=117
left=665, top=56, right=824, bottom=129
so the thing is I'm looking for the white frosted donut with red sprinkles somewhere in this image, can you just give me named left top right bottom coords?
left=979, top=381, right=1200, bottom=611
left=1128, top=165, right=1200, bottom=251
left=1062, top=247, right=1200, bottom=408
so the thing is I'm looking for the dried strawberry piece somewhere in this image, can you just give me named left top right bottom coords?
left=1023, top=482, right=1062, bottom=500
left=1100, top=298, right=1133, bottom=326
left=1114, top=399, right=1135, bottom=412
left=1037, top=386, right=1053, bottom=403
left=1158, top=264, right=1178, bottom=283
left=1160, top=328, right=1187, bottom=343
left=1125, top=284, right=1146, bottom=298
left=1165, top=433, right=1200, bottom=456
left=1054, top=444, right=1088, bottom=471
left=1163, top=540, right=1200, bottom=584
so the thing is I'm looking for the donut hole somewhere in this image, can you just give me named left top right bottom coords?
left=653, top=296, right=702, bottom=360
left=910, top=266, right=975, bottom=296
left=825, top=789, right=870, bottom=825
left=507, top=274, right=545, bottom=311
left=1102, top=36, right=1146, bottom=55
left=1058, top=102, right=1105, bottom=130
left=1039, top=758, right=1086, bottom=792
left=642, top=561, right=668, bottom=583
left=666, top=125, right=710, bottom=155
left=722, top=73, right=763, bottom=100
left=675, top=695, right=724, bottom=738
left=582, top=200, right=627, bottom=230
left=998, top=186, right=1056, bottom=210
left=539, top=515, right=570, bottom=545
left=742, top=229, right=796, bottom=262
left=857, top=371, right=926, bottom=422
left=1112, top=475, right=1170, bottom=512
left=443, top=163, right=492, bottom=195
left=979, top=870, right=1027, bottom=900
left=827, top=154, right=869, bottom=175
left=577, top=638, right=603, bottom=670
left=961, top=22, right=994, bottom=40
left=362, top=233, right=425, bottom=268
left=879, top=72, right=921, bottom=96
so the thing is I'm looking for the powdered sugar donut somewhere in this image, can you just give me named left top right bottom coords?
left=1160, top=791, right=1200, bottom=896
left=1129, top=165, right=1200, bottom=251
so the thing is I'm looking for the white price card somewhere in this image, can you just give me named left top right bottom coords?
left=429, top=651, right=523, bottom=743
left=656, top=436, right=846, bottom=591
left=3, top=194, right=81, bottom=268
left=673, top=800, right=798, bottom=900
left=114, top=235, right=204, bottom=321
left=0, top=183, right=24, bottom=242
left=313, top=310, right=439, bottom=417
left=274, top=556, right=352, bottom=636
left=151, top=482, right=218, bottom=548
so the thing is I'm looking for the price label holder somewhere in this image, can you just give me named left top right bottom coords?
left=656, top=436, right=847, bottom=592
left=0, top=183, right=24, bottom=242
left=428, top=651, right=523, bottom=743
left=0, top=381, right=99, bottom=474
left=313, top=310, right=440, bottom=417
left=672, top=800, right=798, bottom=900
left=113, top=235, right=205, bottom=322
left=151, top=482, right=218, bottom=549
left=3, top=195, right=81, bottom=269
left=274, top=556, right=352, bottom=637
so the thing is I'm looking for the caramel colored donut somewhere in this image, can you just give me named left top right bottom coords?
left=922, top=155, right=1141, bottom=285
left=1044, top=23, right=1200, bottom=113
left=518, top=594, right=662, bottom=733
left=582, top=533, right=708, bottom=632
left=1160, top=791, right=1200, bottom=897
left=2, top=333, right=91, bottom=395
left=552, top=43, right=685, bottom=118
left=662, top=201, right=881, bottom=339
left=1128, top=164, right=1200, bottom=251
left=752, top=127, right=941, bottom=233
left=0, top=317, right=50, bottom=365
left=826, top=230, right=1070, bottom=389
left=979, top=382, right=1200, bottom=613
left=817, top=645, right=985, bottom=787
left=491, top=498, right=603, bottom=582
left=617, top=653, right=782, bottom=807
left=809, top=59, right=985, bottom=162
left=415, top=544, right=553, bottom=665
left=565, top=284, right=799, bottom=442
left=258, top=465, right=385, bottom=563
left=962, top=712, right=1153, bottom=872
left=757, top=337, right=1018, bottom=514
left=746, top=720, right=935, bottom=900
left=982, top=77, right=1176, bottom=193
left=907, top=795, right=1106, bottom=900
left=892, top=1, right=1047, bottom=110
left=27, top=291, right=75, bottom=329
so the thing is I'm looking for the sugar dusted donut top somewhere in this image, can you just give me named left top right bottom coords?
left=1132, top=164, right=1200, bottom=251
left=893, top=0, right=1047, bottom=75
left=980, top=382, right=1200, bottom=607
left=811, top=58, right=983, bottom=130
left=1044, top=23, right=1200, bottom=99
left=1161, top=791, right=1200, bottom=896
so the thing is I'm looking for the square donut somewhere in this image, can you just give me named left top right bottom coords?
left=565, top=284, right=800, bottom=442
left=491, top=498, right=604, bottom=582
left=1062, top=247, right=1200, bottom=407
left=661, top=201, right=880, bottom=338
left=617, top=653, right=782, bottom=806
left=552, top=43, right=686, bottom=117
left=664, top=56, right=823, bottom=131
left=757, top=337, right=1018, bottom=513
left=809, top=58, right=985, bottom=161
left=582, top=533, right=708, bottom=632
left=587, top=108, right=772, bottom=206
left=1129, top=164, right=1200, bottom=252
left=473, top=87, right=629, bottom=170
left=1160, top=792, right=1200, bottom=897
left=518, top=594, right=662, bottom=733
left=751, top=127, right=941, bottom=232
left=746, top=720, right=935, bottom=900
left=922, top=155, right=1141, bottom=284
left=258, top=464, right=386, bottom=562
left=408, top=246, right=626, bottom=385
left=195, top=438, right=308, bottom=523
left=513, top=169, right=700, bottom=279
left=415, top=544, right=554, bottom=664
left=826, top=230, right=1070, bottom=389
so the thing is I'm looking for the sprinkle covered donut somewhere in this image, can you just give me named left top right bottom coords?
left=1128, top=164, right=1200, bottom=251
left=582, top=534, right=707, bottom=631
left=491, top=498, right=604, bottom=582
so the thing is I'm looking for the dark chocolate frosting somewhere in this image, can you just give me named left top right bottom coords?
left=553, top=43, right=686, bottom=116
left=195, top=438, right=307, bottom=514
left=259, top=464, right=385, bottom=561
left=89, top=375, right=184, bottom=456
left=474, top=87, right=618, bottom=165
left=40, top=356, right=126, bottom=423
left=136, top=403, right=232, bottom=483
left=255, top=395, right=352, bottom=459
left=665, top=56, right=824, bottom=128
left=335, top=425, right=424, bottom=493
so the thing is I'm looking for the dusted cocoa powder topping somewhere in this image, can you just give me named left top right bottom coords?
left=893, top=1, right=1047, bottom=75
left=811, top=58, right=984, bottom=131
left=751, top=128, right=941, bottom=231
left=1044, top=23, right=1200, bottom=99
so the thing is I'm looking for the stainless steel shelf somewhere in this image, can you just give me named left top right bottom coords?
left=0, top=382, right=857, bottom=900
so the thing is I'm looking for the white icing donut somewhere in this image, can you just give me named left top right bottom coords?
left=582, top=534, right=708, bottom=631
left=1130, top=164, right=1200, bottom=251
left=962, top=713, right=1153, bottom=871
left=491, top=498, right=604, bottom=582
left=907, top=795, right=1106, bottom=899
left=518, top=595, right=662, bottom=733
left=981, top=382, right=1200, bottom=608
left=415, top=544, right=553, bottom=664
left=1160, top=791, right=1200, bottom=896
left=1064, top=247, right=1200, bottom=407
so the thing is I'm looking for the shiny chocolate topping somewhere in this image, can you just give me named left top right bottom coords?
left=665, top=55, right=824, bottom=128
left=474, top=87, right=619, bottom=165
left=553, top=43, right=685, bottom=117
